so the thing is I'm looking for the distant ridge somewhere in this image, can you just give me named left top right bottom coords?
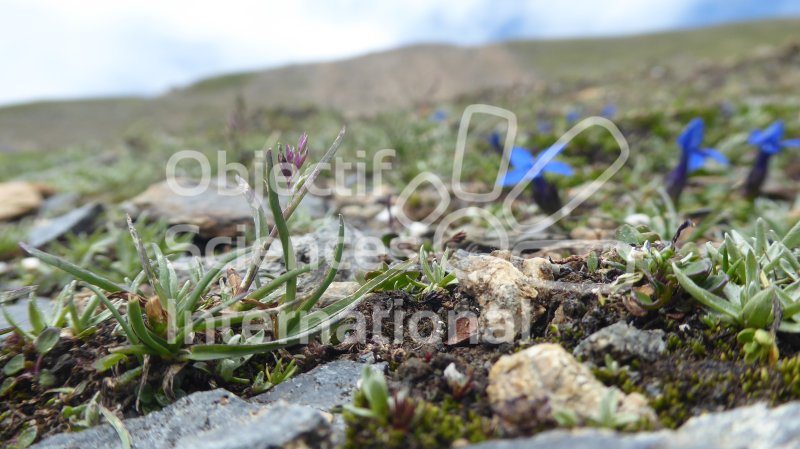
left=1, top=18, right=798, bottom=152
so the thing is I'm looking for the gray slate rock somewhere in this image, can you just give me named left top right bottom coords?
left=31, top=389, right=331, bottom=449
left=0, top=295, right=53, bottom=331
left=253, top=359, right=380, bottom=410
left=573, top=321, right=665, bottom=365
left=253, top=360, right=383, bottom=447
left=27, top=202, right=103, bottom=247
left=465, top=430, right=662, bottom=449
left=175, top=402, right=332, bottom=449
left=37, top=192, right=81, bottom=217
left=170, top=217, right=382, bottom=288
left=465, top=401, right=800, bottom=449
left=125, top=178, right=257, bottom=239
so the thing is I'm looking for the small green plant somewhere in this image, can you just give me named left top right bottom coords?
left=2, top=286, right=68, bottom=353
left=553, top=390, right=640, bottom=430
left=737, top=328, right=779, bottom=365
left=418, top=247, right=457, bottom=294
left=251, top=356, right=297, bottom=394
left=18, top=130, right=413, bottom=368
left=610, top=221, right=720, bottom=315
left=343, top=366, right=488, bottom=449
left=359, top=247, right=457, bottom=299
left=673, top=218, right=800, bottom=365
left=193, top=329, right=267, bottom=384
left=6, top=422, right=37, bottom=449
left=344, top=366, right=394, bottom=422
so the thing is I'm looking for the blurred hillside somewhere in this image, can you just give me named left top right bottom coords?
left=1, top=18, right=799, bottom=152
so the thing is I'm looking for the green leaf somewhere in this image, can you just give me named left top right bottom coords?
left=178, top=248, right=242, bottom=319
left=0, top=377, right=16, bottom=396
left=266, top=151, right=296, bottom=305
left=249, top=263, right=317, bottom=302
left=38, top=370, right=56, bottom=387
left=737, top=328, right=755, bottom=344
left=99, top=406, right=132, bottom=449
left=189, top=263, right=317, bottom=333
left=34, top=327, right=60, bottom=355
left=701, top=274, right=728, bottom=293
left=783, top=219, right=800, bottom=248
left=188, top=259, right=415, bottom=360
left=298, top=216, right=345, bottom=313
left=297, top=259, right=416, bottom=336
left=742, top=288, right=774, bottom=329
left=754, top=329, right=773, bottom=346
left=755, top=218, right=768, bottom=256
left=126, top=299, right=172, bottom=357
left=672, top=262, right=740, bottom=320
left=744, top=250, right=758, bottom=290
left=682, top=259, right=711, bottom=281
left=127, top=215, right=168, bottom=304
left=3, top=354, right=25, bottom=376
left=2, top=304, right=35, bottom=342
left=778, top=321, right=800, bottom=333
left=19, top=243, right=130, bottom=294
left=587, top=252, right=599, bottom=272
left=94, top=353, right=128, bottom=372
left=552, top=409, right=579, bottom=428
left=27, top=298, right=46, bottom=335
left=615, top=224, right=643, bottom=245
left=83, top=285, right=139, bottom=345
left=360, top=366, right=389, bottom=419
left=14, top=424, right=37, bottom=449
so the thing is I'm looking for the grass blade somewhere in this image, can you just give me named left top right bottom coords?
left=241, top=127, right=346, bottom=291
left=189, top=259, right=414, bottom=360
left=1, top=303, right=35, bottom=341
left=673, top=262, right=740, bottom=320
left=99, top=406, right=132, bottom=449
left=127, top=299, right=172, bottom=357
left=178, top=249, right=242, bottom=319
left=298, top=215, right=345, bottom=313
left=20, top=243, right=130, bottom=293
left=84, top=285, right=139, bottom=345
left=266, top=150, right=297, bottom=305
left=127, top=215, right=168, bottom=303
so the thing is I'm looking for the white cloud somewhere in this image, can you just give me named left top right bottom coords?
left=0, top=0, right=783, bottom=105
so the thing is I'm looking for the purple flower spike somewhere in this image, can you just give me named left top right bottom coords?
left=276, top=144, right=293, bottom=179
left=294, top=132, right=309, bottom=169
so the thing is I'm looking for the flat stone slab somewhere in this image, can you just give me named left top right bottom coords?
left=126, top=179, right=257, bottom=239
left=26, top=202, right=103, bottom=247
left=464, top=401, right=800, bottom=449
left=253, top=360, right=381, bottom=411
left=573, top=321, right=666, bottom=365
left=0, top=295, right=53, bottom=331
left=31, top=389, right=331, bottom=449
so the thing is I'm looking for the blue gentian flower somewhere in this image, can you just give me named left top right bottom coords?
left=497, top=143, right=573, bottom=186
left=601, top=104, right=617, bottom=119
left=566, top=110, right=580, bottom=124
left=665, top=118, right=728, bottom=202
left=429, top=110, right=447, bottom=123
left=490, top=133, right=573, bottom=213
left=745, top=120, right=800, bottom=197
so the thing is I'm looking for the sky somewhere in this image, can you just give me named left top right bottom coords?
left=1, top=0, right=799, bottom=106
